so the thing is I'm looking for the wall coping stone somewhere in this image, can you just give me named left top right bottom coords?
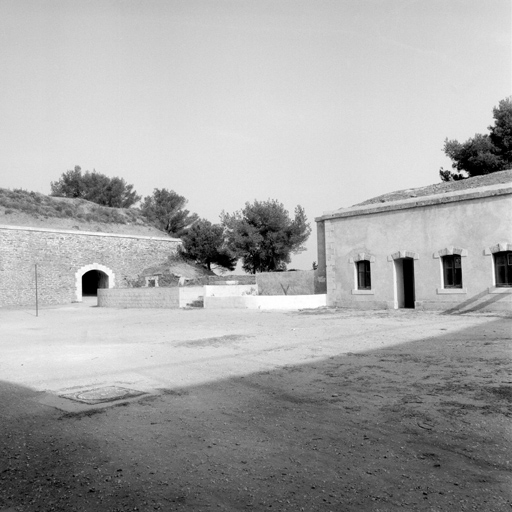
left=315, top=182, right=512, bottom=222
left=0, top=223, right=180, bottom=242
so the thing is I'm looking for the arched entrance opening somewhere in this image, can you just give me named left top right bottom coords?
left=75, top=263, right=115, bottom=302
left=82, top=270, right=109, bottom=297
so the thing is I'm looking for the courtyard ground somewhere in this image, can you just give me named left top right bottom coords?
left=0, top=305, right=511, bottom=511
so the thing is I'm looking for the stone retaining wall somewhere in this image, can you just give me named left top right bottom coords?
left=0, top=225, right=180, bottom=306
left=98, top=288, right=180, bottom=308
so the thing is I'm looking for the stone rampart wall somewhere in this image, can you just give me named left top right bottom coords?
left=0, top=225, right=179, bottom=306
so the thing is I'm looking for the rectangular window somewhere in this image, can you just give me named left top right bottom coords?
left=443, top=255, right=462, bottom=288
left=495, top=252, right=512, bottom=287
left=357, top=260, right=371, bottom=290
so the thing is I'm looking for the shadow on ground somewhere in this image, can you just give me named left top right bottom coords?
left=0, top=315, right=511, bottom=511
left=441, top=288, right=511, bottom=314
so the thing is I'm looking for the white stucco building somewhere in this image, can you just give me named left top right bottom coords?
left=315, top=170, right=512, bottom=313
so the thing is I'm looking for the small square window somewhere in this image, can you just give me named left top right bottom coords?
left=442, top=255, right=462, bottom=288
left=357, top=260, right=371, bottom=290
left=145, top=276, right=159, bottom=288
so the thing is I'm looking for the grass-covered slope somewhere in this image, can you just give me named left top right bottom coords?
left=0, top=188, right=167, bottom=237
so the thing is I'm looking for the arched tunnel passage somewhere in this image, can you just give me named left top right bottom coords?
left=81, top=270, right=109, bottom=297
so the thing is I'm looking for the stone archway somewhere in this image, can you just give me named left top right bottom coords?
left=75, top=264, right=115, bottom=302
left=82, top=270, right=108, bottom=296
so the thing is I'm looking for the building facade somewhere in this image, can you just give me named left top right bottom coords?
left=315, top=172, right=512, bottom=313
left=0, top=225, right=180, bottom=307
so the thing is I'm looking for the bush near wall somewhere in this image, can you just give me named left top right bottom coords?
left=125, top=272, right=256, bottom=289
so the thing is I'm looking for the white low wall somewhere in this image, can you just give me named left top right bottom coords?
left=179, top=286, right=204, bottom=307
left=204, top=294, right=327, bottom=310
left=99, top=286, right=326, bottom=310
left=203, top=284, right=258, bottom=297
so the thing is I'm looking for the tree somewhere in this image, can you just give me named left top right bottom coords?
left=440, top=97, right=512, bottom=181
left=50, top=166, right=85, bottom=198
left=221, top=199, right=311, bottom=274
left=180, top=219, right=237, bottom=272
left=50, top=166, right=141, bottom=207
left=141, top=188, right=199, bottom=237
left=490, top=97, right=512, bottom=164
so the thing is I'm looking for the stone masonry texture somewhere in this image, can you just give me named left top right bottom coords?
left=0, top=225, right=180, bottom=306
left=98, top=288, right=180, bottom=309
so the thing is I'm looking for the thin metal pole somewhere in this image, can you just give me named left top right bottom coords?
left=35, top=263, right=39, bottom=317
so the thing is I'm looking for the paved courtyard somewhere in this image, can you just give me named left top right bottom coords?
left=0, top=304, right=511, bottom=511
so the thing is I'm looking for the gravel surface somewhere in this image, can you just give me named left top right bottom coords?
left=0, top=306, right=510, bottom=511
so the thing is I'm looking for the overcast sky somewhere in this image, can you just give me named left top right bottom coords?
left=0, top=0, right=510, bottom=269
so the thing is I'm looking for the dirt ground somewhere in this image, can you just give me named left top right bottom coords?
left=0, top=305, right=511, bottom=511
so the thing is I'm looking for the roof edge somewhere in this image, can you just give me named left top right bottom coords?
left=315, top=182, right=512, bottom=222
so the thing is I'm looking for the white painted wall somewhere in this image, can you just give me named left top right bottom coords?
left=178, top=286, right=204, bottom=308
left=204, top=294, right=327, bottom=310
left=203, top=285, right=258, bottom=297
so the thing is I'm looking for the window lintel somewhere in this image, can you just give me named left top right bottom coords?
left=484, top=243, right=512, bottom=255
left=348, top=253, right=375, bottom=264
left=433, top=247, right=467, bottom=259
left=387, top=250, right=419, bottom=262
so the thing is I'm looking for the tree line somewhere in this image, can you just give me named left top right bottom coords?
left=50, top=167, right=311, bottom=274
left=440, top=96, right=512, bottom=181
left=49, top=96, right=510, bottom=273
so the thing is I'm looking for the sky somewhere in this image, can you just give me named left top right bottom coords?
left=0, top=0, right=510, bottom=270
